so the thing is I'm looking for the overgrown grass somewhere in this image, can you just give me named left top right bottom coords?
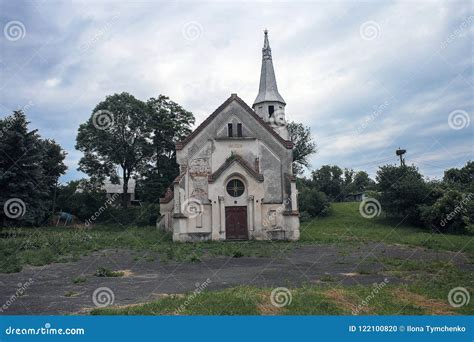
left=300, top=202, right=474, bottom=254
left=1, top=202, right=472, bottom=273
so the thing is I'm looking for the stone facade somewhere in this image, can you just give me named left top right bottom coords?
left=158, top=31, right=300, bottom=242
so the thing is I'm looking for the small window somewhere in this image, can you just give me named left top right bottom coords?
left=237, top=123, right=242, bottom=137
left=268, top=105, right=275, bottom=117
left=227, top=123, right=233, bottom=137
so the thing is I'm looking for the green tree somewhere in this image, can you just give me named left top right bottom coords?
left=0, top=111, right=66, bottom=226
left=39, top=139, right=67, bottom=215
left=443, top=161, right=473, bottom=192
left=138, top=95, right=195, bottom=202
left=312, top=165, right=344, bottom=201
left=287, top=122, right=317, bottom=175
left=76, top=93, right=154, bottom=208
left=376, top=164, right=429, bottom=224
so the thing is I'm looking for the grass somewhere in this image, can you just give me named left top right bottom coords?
left=94, top=267, right=124, bottom=277
left=300, top=202, right=474, bottom=254
left=1, top=202, right=472, bottom=273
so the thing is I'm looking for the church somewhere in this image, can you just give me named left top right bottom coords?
left=159, top=30, right=300, bottom=242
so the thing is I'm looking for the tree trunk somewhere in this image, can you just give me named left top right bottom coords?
left=122, top=168, right=129, bottom=209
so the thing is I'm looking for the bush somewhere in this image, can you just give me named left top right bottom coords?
left=376, top=165, right=429, bottom=225
left=102, top=203, right=160, bottom=226
left=298, top=188, right=330, bottom=217
left=420, top=190, right=473, bottom=234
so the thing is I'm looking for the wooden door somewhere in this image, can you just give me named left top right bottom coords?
left=225, top=206, right=248, bottom=240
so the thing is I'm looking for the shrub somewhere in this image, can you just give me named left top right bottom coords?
left=298, top=188, right=330, bottom=217
left=102, top=203, right=160, bottom=226
left=376, top=165, right=429, bottom=225
left=420, top=190, right=473, bottom=234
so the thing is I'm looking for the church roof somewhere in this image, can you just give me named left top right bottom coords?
left=175, top=94, right=293, bottom=151
left=253, top=30, right=286, bottom=106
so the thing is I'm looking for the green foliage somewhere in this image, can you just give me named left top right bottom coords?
left=55, top=180, right=109, bottom=222
left=103, top=203, right=160, bottom=226
left=298, top=187, right=330, bottom=217
left=0, top=111, right=67, bottom=227
left=287, top=122, right=317, bottom=175
left=443, top=161, right=474, bottom=192
left=94, top=267, right=124, bottom=277
left=420, top=190, right=473, bottom=234
left=376, top=165, right=429, bottom=225
left=76, top=93, right=154, bottom=208
left=138, top=95, right=195, bottom=202
left=73, top=275, right=87, bottom=284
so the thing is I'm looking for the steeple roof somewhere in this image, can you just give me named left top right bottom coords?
left=253, top=30, right=286, bottom=106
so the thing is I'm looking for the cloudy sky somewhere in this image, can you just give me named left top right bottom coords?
left=1, top=0, right=472, bottom=182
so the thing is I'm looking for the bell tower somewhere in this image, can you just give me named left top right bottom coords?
left=253, top=29, right=288, bottom=139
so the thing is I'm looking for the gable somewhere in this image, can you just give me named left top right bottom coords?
left=175, top=94, right=293, bottom=152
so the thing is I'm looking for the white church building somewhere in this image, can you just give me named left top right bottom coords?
left=159, top=30, right=300, bottom=242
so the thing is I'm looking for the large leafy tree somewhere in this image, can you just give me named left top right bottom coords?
left=287, top=122, right=316, bottom=175
left=76, top=92, right=154, bottom=208
left=0, top=111, right=67, bottom=226
left=138, top=95, right=195, bottom=202
left=312, top=165, right=344, bottom=201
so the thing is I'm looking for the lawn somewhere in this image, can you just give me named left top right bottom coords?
left=1, top=202, right=473, bottom=315
left=1, top=202, right=472, bottom=273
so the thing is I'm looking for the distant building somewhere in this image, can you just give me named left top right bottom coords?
left=103, top=178, right=136, bottom=203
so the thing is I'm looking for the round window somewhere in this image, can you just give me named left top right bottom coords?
left=226, top=179, right=245, bottom=197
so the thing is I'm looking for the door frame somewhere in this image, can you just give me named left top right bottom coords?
left=224, top=206, right=248, bottom=240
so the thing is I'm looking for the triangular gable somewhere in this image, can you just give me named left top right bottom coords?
left=175, top=94, right=294, bottom=151
left=208, top=154, right=264, bottom=183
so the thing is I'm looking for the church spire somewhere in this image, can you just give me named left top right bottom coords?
left=253, top=29, right=286, bottom=108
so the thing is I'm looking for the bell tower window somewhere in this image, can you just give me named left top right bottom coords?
left=228, top=123, right=233, bottom=137
left=237, top=123, right=242, bottom=137
left=268, top=105, right=274, bottom=117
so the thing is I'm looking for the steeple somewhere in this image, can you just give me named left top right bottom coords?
left=253, top=30, right=288, bottom=139
left=253, top=30, right=286, bottom=108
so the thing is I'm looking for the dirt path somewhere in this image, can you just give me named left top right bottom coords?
left=0, top=243, right=470, bottom=315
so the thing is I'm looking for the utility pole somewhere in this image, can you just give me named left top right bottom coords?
left=396, top=147, right=406, bottom=167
